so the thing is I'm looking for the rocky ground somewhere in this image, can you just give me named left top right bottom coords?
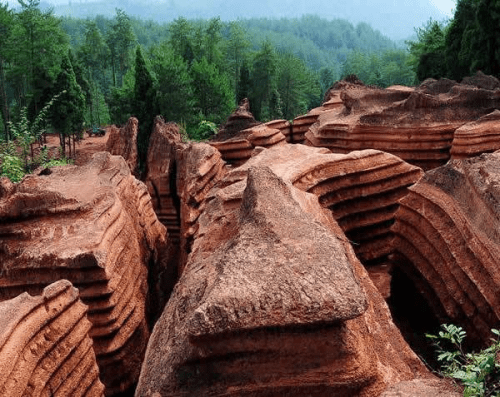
left=5, top=73, right=500, bottom=396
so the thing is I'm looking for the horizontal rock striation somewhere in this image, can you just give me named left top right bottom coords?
left=391, top=152, right=500, bottom=345
left=451, top=110, right=500, bottom=159
left=264, top=119, right=292, bottom=142
left=136, top=145, right=430, bottom=396
left=214, top=144, right=423, bottom=268
left=105, top=117, right=139, bottom=173
left=0, top=152, right=168, bottom=395
left=211, top=98, right=261, bottom=142
left=302, top=78, right=500, bottom=170
left=209, top=124, right=286, bottom=167
left=0, top=279, right=105, bottom=397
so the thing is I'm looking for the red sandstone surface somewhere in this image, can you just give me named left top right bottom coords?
left=0, top=279, right=105, bottom=397
left=298, top=76, right=500, bottom=170
left=0, top=152, right=168, bottom=395
left=136, top=164, right=429, bottom=397
left=4, top=74, right=500, bottom=396
left=391, top=151, right=500, bottom=346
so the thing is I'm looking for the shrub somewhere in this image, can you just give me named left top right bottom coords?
left=427, top=324, right=500, bottom=396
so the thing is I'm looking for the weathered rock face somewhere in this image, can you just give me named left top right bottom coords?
left=381, top=378, right=461, bottom=397
left=136, top=145, right=430, bottom=397
left=105, top=117, right=139, bottom=173
left=299, top=78, right=500, bottom=170
left=451, top=110, right=500, bottom=159
left=0, top=279, right=105, bottom=397
left=144, top=117, right=227, bottom=274
left=209, top=124, right=286, bottom=166
left=391, top=152, right=500, bottom=346
left=212, top=98, right=261, bottom=142
left=207, top=144, right=423, bottom=272
left=0, top=152, right=168, bottom=395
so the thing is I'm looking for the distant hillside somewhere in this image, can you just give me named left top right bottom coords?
left=44, top=0, right=447, bottom=40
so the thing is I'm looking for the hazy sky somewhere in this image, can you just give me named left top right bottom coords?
left=3, top=0, right=456, bottom=16
left=430, top=0, right=455, bottom=16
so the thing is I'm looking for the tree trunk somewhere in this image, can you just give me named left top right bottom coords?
left=0, top=58, right=10, bottom=140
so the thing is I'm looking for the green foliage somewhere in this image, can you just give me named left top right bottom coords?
left=133, top=45, right=156, bottom=167
left=106, top=9, right=137, bottom=87
left=427, top=324, right=500, bottom=396
left=1, top=92, right=70, bottom=182
left=250, top=40, right=279, bottom=121
left=0, top=141, right=24, bottom=182
left=150, top=44, right=195, bottom=125
left=342, top=49, right=416, bottom=87
left=50, top=54, right=85, bottom=137
left=189, top=120, right=218, bottom=141
left=190, top=57, right=234, bottom=124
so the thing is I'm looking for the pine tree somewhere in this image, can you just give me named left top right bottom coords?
left=191, top=57, right=234, bottom=125
left=249, top=41, right=278, bottom=121
left=133, top=46, right=155, bottom=168
left=151, top=44, right=195, bottom=125
left=50, top=53, right=85, bottom=157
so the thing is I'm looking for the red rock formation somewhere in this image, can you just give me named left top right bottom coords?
left=105, top=117, right=139, bottom=173
left=209, top=124, right=286, bottom=166
left=451, top=110, right=500, bottom=159
left=144, top=118, right=184, bottom=250
left=176, top=142, right=227, bottom=272
left=136, top=147, right=430, bottom=397
left=0, top=280, right=105, bottom=397
left=302, top=78, right=500, bottom=170
left=381, top=378, right=461, bottom=397
left=391, top=152, right=500, bottom=345
left=212, top=98, right=261, bottom=142
left=0, top=152, right=168, bottom=395
left=265, top=119, right=292, bottom=142
left=212, top=144, right=423, bottom=269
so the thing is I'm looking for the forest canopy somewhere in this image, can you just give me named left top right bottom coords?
left=408, top=0, right=500, bottom=82
left=0, top=0, right=419, bottom=149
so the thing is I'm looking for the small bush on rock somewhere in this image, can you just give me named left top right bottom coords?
left=427, top=324, right=500, bottom=396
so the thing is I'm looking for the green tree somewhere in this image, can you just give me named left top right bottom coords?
left=78, top=20, right=110, bottom=126
left=50, top=53, right=85, bottom=157
left=226, top=21, right=251, bottom=96
left=236, top=62, right=251, bottom=104
left=0, top=3, right=14, bottom=139
left=407, top=19, right=447, bottom=81
left=150, top=44, right=195, bottom=125
left=445, top=0, right=477, bottom=80
left=191, top=57, right=234, bottom=124
left=277, top=52, right=316, bottom=120
left=168, top=17, right=195, bottom=64
left=106, top=9, right=136, bottom=87
left=133, top=46, right=156, bottom=168
left=250, top=40, right=278, bottom=120
left=8, top=0, right=68, bottom=111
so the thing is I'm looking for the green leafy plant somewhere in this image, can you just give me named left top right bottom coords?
left=427, top=324, right=500, bottom=396
left=0, top=141, right=24, bottom=182
left=0, top=92, right=71, bottom=182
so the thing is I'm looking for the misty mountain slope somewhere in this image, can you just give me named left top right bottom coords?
left=48, top=0, right=447, bottom=40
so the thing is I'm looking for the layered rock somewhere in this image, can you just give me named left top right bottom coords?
left=391, top=152, right=500, bottom=345
left=105, top=118, right=139, bottom=173
left=136, top=146, right=430, bottom=396
left=0, top=152, right=168, bottom=395
left=264, top=119, right=292, bottom=142
left=302, top=78, right=500, bottom=170
left=451, top=110, right=500, bottom=159
left=144, top=117, right=227, bottom=274
left=209, top=124, right=286, bottom=166
left=144, top=118, right=184, bottom=250
left=0, top=279, right=105, bottom=397
left=212, top=98, right=261, bottom=142
left=210, top=144, right=422, bottom=268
